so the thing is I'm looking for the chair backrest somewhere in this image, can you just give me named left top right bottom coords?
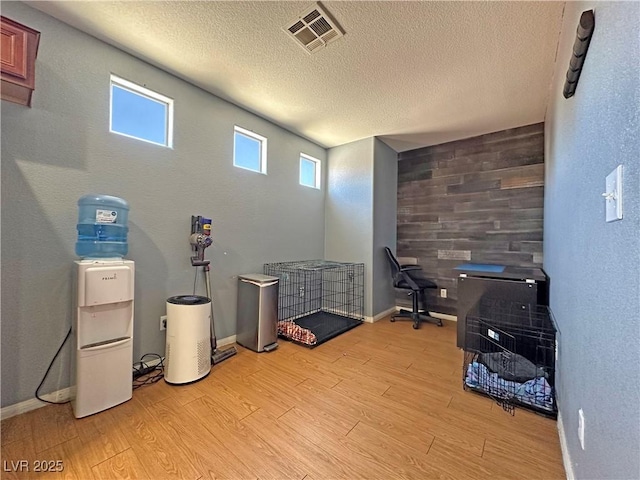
left=384, top=247, right=402, bottom=286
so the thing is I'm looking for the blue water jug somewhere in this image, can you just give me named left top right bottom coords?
left=75, top=194, right=129, bottom=258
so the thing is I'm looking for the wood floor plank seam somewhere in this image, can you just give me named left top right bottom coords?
left=1, top=318, right=565, bottom=480
left=343, top=419, right=360, bottom=437
left=91, top=445, right=134, bottom=470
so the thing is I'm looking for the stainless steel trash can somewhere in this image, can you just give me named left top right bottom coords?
left=236, top=274, right=279, bottom=352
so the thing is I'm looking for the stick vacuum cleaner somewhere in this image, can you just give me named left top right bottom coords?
left=189, top=215, right=238, bottom=365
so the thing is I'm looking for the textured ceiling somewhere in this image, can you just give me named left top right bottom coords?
left=26, top=1, right=565, bottom=152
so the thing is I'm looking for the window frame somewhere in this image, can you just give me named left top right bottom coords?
left=299, top=153, right=321, bottom=189
left=233, top=126, right=268, bottom=174
left=109, top=74, right=174, bottom=148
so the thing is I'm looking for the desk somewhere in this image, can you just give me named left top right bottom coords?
left=455, top=264, right=548, bottom=348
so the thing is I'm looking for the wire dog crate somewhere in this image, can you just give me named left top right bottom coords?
left=463, top=298, right=557, bottom=417
left=263, top=260, right=364, bottom=347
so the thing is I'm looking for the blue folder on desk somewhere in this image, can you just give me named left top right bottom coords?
left=454, top=263, right=506, bottom=273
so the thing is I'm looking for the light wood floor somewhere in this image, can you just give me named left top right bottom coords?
left=1, top=318, right=565, bottom=480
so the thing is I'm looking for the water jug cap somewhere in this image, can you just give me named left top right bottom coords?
left=78, top=194, right=129, bottom=209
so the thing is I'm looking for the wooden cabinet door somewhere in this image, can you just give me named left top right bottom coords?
left=1, top=16, right=40, bottom=106
left=1, top=20, right=29, bottom=80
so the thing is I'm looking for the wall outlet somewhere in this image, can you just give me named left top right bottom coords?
left=440, top=288, right=447, bottom=298
left=578, top=408, right=585, bottom=450
left=160, top=315, right=167, bottom=331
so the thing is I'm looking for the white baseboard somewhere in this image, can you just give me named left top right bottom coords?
left=365, top=307, right=398, bottom=323
left=1, top=337, right=237, bottom=421
left=1, top=387, right=73, bottom=420
left=428, top=311, right=457, bottom=322
left=395, top=305, right=457, bottom=322
left=557, top=411, right=575, bottom=480
left=365, top=306, right=457, bottom=324
left=217, top=334, right=236, bottom=347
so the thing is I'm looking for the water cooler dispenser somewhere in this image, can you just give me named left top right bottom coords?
left=73, top=259, right=134, bottom=418
left=72, top=194, right=133, bottom=418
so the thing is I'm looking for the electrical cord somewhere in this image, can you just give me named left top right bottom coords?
left=36, top=329, right=163, bottom=400
left=35, top=326, right=72, bottom=404
left=132, top=353, right=164, bottom=390
left=132, top=353, right=163, bottom=377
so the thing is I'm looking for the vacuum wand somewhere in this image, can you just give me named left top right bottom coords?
left=204, top=262, right=238, bottom=365
left=189, top=215, right=237, bottom=366
left=203, top=263, right=216, bottom=352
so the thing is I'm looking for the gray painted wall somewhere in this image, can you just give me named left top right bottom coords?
left=372, top=138, right=398, bottom=316
left=1, top=2, right=326, bottom=407
left=544, top=2, right=640, bottom=479
left=325, top=138, right=374, bottom=317
left=325, top=137, right=398, bottom=319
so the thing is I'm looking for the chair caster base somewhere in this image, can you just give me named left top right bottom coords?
left=391, top=312, right=442, bottom=329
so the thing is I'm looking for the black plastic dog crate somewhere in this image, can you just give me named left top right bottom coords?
left=462, top=298, right=557, bottom=417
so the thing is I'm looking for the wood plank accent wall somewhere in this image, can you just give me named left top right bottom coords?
left=396, top=123, right=544, bottom=316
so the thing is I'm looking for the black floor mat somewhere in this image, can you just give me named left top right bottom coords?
left=289, top=311, right=362, bottom=347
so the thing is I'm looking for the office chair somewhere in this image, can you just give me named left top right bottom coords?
left=384, top=247, right=442, bottom=329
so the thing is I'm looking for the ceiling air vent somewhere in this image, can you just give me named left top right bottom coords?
left=285, top=3, right=344, bottom=54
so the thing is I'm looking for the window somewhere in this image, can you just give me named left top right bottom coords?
left=233, top=126, right=267, bottom=174
left=300, top=153, right=321, bottom=189
left=109, top=75, right=173, bottom=147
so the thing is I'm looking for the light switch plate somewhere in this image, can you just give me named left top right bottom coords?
left=604, top=165, right=623, bottom=222
left=578, top=408, right=585, bottom=450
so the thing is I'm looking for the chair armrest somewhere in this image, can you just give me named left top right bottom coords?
left=400, top=265, right=422, bottom=272
left=397, top=270, right=420, bottom=291
left=397, top=256, right=418, bottom=266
